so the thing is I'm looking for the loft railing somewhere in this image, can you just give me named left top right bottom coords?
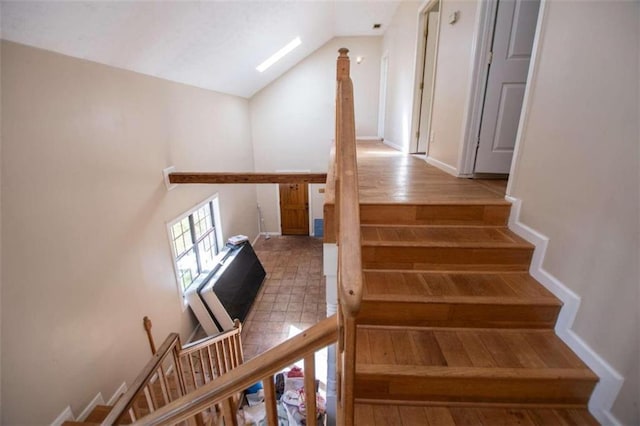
left=102, top=320, right=243, bottom=425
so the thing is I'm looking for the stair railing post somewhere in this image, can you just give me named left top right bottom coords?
left=143, top=316, right=156, bottom=355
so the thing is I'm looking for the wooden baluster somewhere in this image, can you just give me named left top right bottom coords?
left=143, top=316, right=156, bottom=355
left=174, top=348, right=188, bottom=397
left=336, top=308, right=344, bottom=425
left=214, top=341, right=224, bottom=376
left=206, top=345, right=217, bottom=379
left=200, top=348, right=210, bottom=384
left=158, top=366, right=172, bottom=403
left=188, top=353, right=198, bottom=390
left=221, top=340, right=230, bottom=373
left=143, top=386, right=155, bottom=412
left=304, top=354, right=317, bottom=426
left=342, top=315, right=356, bottom=426
left=197, top=349, right=206, bottom=386
left=234, top=319, right=244, bottom=365
left=228, top=336, right=237, bottom=370
left=221, top=397, right=238, bottom=426
left=263, top=375, right=278, bottom=425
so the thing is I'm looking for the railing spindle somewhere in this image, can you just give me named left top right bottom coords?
left=304, top=354, right=317, bottom=426
left=262, top=375, right=279, bottom=425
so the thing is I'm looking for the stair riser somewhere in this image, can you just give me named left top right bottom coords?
left=355, top=375, right=596, bottom=405
left=357, top=301, right=560, bottom=329
left=360, top=204, right=510, bottom=226
left=362, top=247, right=533, bottom=271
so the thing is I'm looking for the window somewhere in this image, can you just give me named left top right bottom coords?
left=168, top=195, right=224, bottom=299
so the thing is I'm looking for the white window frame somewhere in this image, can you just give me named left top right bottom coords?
left=167, top=194, right=225, bottom=306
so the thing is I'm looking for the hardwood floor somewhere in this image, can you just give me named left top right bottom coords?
left=344, top=141, right=599, bottom=425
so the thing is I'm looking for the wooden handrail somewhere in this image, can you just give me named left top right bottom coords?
left=180, top=319, right=241, bottom=355
left=102, top=333, right=182, bottom=425
left=130, top=315, right=338, bottom=425
left=334, top=47, right=362, bottom=426
left=169, top=172, right=327, bottom=184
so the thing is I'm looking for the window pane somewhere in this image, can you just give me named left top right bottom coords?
left=176, top=248, right=198, bottom=291
left=197, top=232, right=217, bottom=271
left=171, top=219, right=193, bottom=257
left=193, top=204, right=213, bottom=240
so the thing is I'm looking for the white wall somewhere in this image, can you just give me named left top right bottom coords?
left=0, top=41, right=259, bottom=425
left=508, top=2, right=639, bottom=423
left=427, top=0, right=480, bottom=169
left=250, top=36, right=381, bottom=233
left=381, top=1, right=421, bottom=152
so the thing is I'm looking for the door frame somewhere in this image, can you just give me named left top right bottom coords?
left=458, top=0, right=545, bottom=177
left=457, top=0, right=499, bottom=176
left=378, top=51, right=389, bottom=139
left=409, top=0, right=442, bottom=155
left=275, top=169, right=313, bottom=236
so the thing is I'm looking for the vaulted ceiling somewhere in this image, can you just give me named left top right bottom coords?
left=0, top=1, right=401, bottom=98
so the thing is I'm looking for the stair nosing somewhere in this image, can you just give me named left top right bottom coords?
left=355, top=364, right=598, bottom=381
left=361, top=294, right=561, bottom=306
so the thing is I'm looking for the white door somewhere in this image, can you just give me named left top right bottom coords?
left=417, top=11, right=440, bottom=153
left=474, top=0, right=540, bottom=173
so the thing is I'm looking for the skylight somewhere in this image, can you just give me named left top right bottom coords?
left=256, top=37, right=302, bottom=72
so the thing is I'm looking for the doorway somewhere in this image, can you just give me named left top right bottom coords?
left=471, top=0, right=541, bottom=175
left=278, top=183, right=309, bottom=236
left=414, top=1, right=441, bottom=154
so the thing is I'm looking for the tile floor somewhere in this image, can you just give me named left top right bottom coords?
left=241, top=235, right=326, bottom=360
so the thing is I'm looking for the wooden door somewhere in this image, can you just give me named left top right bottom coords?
left=475, top=0, right=540, bottom=173
left=279, top=183, right=309, bottom=235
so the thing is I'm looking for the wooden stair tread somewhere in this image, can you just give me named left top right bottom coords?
left=62, top=405, right=113, bottom=425
left=359, top=203, right=511, bottom=226
left=362, top=271, right=559, bottom=304
left=361, top=225, right=533, bottom=248
left=355, top=327, right=596, bottom=405
left=358, top=271, right=562, bottom=328
left=356, top=327, right=593, bottom=372
left=354, top=403, right=599, bottom=425
left=84, top=405, right=112, bottom=423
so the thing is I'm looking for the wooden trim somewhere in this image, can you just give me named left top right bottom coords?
left=129, top=315, right=338, bottom=425
left=168, top=172, right=327, bottom=184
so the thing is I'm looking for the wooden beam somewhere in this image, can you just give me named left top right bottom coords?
left=168, top=172, right=327, bottom=184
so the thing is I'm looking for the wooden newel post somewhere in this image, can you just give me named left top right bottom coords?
left=143, top=316, right=156, bottom=355
left=337, top=48, right=350, bottom=81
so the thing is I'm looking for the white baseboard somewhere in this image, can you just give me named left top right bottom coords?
left=51, top=406, right=75, bottom=426
left=506, top=196, right=623, bottom=425
left=107, top=382, right=128, bottom=406
left=356, top=136, right=383, bottom=141
left=382, top=139, right=404, bottom=152
left=426, top=156, right=458, bottom=176
left=77, top=392, right=105, bottom=421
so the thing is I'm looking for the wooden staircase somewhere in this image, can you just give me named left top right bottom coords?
left=351, top=202, right=599, bottom=424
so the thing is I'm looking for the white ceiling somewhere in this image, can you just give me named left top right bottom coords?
left=0, top=1, right=401, bottom=98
